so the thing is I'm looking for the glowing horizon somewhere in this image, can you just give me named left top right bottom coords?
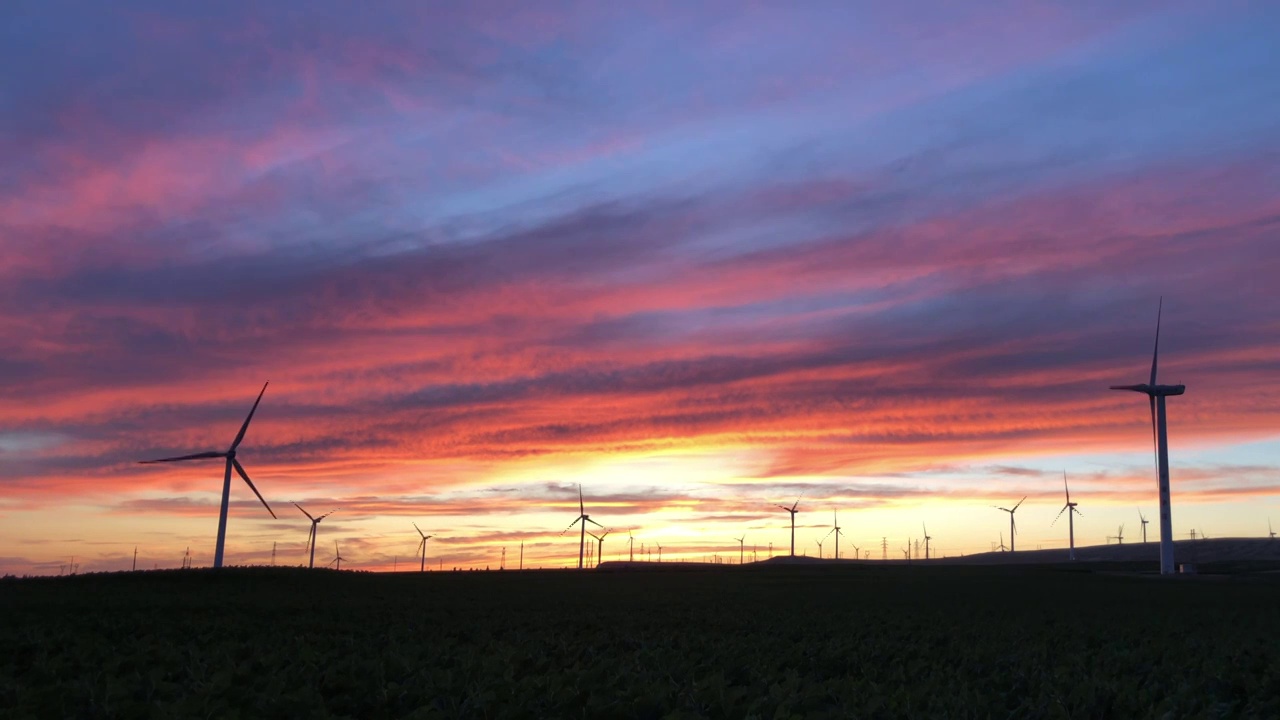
left=3, top=2, right=1280, bottom=574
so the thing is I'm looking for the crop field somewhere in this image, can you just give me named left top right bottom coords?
left=4, top=563, right=1280, bottom=719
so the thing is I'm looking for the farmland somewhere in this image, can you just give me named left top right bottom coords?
left=4, top=562, right=1280, bottom=718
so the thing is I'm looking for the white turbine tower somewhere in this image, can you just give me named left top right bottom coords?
left=1110, top=298, right=1185, bottom=575
left=994, top=496, right=1026, bottom=552
left=294, top=503, right=338, bottom=569
left=139, top=382, right=275, bottom=568
left=413, top=523, right=434, bottom=572
left=1052, top=472, right=1082, bottom=560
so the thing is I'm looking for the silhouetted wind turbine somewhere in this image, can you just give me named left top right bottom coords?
left=588, top=529, right=609, bottom=568
left=1052, top=472, right=1082, bottom=561
left=560, top=484, right=602, bottom=569
left=328, top=540, right=346, bottom=570
left=1108, top=524, right=1125, bottom=545
left=139, top=382, right=275, bottom=568
left=814, top=537, right=825, bottom=559
left=777, top=493, right=802, bottom=556
left=998, top=532, right=1008, bottom=552
left=295, top=503, right=338, bottom=569
left=628, top=531, right=635, bottom=562
left=922, top=524, right=932, bottom=560
left=994, top=496, right=1026, bottom=552
left=1270, top=519, right=1276, bottom=540
left=735, top=534, right=746, bottom=565
left=1139, top=509, right=1149, bottom=543
left=413, top=523, right=433, bottom=572
left=1110, top=298, right=1185, bottom=575
left=827, top=510, right=842, bottom=559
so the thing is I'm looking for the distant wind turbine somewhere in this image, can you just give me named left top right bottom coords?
left=776, top=493, right=803, bottom=557
left=560, top=484, right=602, bottom=570
left=735, top=534, right=746, bottom=565
left=588, top=529, right=609, bottom=568
left=994, top=496, right=1026, bottom=552
left=922, top=524, right=932, bottom=560
left=295, top=503, right=338, bottom=569
left=1270, top=519, right=1276, bottom=540
left=1052, top=472, right=1082, bottom=561
left=998, top=532, right=1008, bottom=553
left=328, top=540, right=346, bottom=570
left=814, top=537, right=824, bottom=559
left=139, top=382, right=275, bottom=568
left=1110, top=298, right=1185, bottom=575
left=628, top=531, right=635, bottom=562
left=413, top=523, right=433, bottom=572
left=1108, top=525, right=1125, bottom=545
left=1139, top=509, right=1149, bottom=543
left=821, top=510, right=842, bottom=559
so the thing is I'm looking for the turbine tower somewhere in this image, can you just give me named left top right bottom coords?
left=922, top=524, right=932, bottom=560
left=1110, top=298, right=1185, bottom=575
left=776, top=494, right=802, bottom=557
left=139, top=382, right=276, bottom=568
left=735, top=535, right=746, bottom=565
left=560, top=484, right=602, bottom=569
left=1052, top=472, right=1082, bottom=561
left=993, top=496, right=1026, bottom=552
left=294, top=503, right=338, bottom=569
left=413, top=523, right=433, bottom=572
left=1139, top=509, right=1150, bottom=543
left=328, top=540, right=346, bottom=570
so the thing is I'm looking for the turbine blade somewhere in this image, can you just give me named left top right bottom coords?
left=307, top=523, right=315, bottom=547
left=1063, top=472, right=1070, bottom=503
left=232, top=459, right=275, bottom=518
left=413, top=522, right=425, bottom=538
left=560, top=516, right=583, bottom=535
left=293, top=502, right=314, bottom=521
left=1012, top=496, right=1026, bottom=512
left=1052, top=504, right=1068, bottom=526
left=139, top=451, right=225, bottom=464
left=1150, top=297, right=1162, bottom=386
left=587, top=518, right=604, bottom=529
left=230, top=382, right=269, bottom=451
left=316, top=509, right=338, bottom=521
left=417, top=537, right=425, bottom=553
left=579, top=484, right=584, bottom=516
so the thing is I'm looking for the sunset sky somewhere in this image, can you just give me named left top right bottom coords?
left=3, top=1, right=1279, bottom=574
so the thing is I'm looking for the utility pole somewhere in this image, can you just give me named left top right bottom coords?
left=271, top=542, right=277, bottom=566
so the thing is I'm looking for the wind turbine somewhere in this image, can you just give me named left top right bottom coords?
left=830, top=510, right=842, bottom=559
left=814, top=537, right=824, bottom=559
left=588, top=529, right=609, bottom=568
left=294, top=503, right=338, bottom=569
left=139, top=382, right=275, bottom=568
left=413, top=523, right=433, bottom=572
left=922, top=524, right=932, bottom=560
left=1052, top=472, right=1082, bottom=561
left=628, top=531, right=635, bottom=562
left=1270, top=519, right=1276, bottom=540
left=993, top=496, right=1026, bottom=552
left=1110, top=298, right=1186, bottom=575
left=1139, top=509, right=1149, bottom=543
left=998, top=532, right=1008, bottom=552
left=735, top=534, right=746, bottom=565
left=1108, top=524, right=1125, bottom=545
left=776, top=493, right=802, bottom=556
left=328, top=540, right=346, bottom=571
left=560, top=484, right=602, bottom=569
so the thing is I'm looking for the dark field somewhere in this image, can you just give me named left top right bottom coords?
left=4, top=563, right=1280, bottom=719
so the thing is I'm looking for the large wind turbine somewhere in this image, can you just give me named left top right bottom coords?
left=993, top=496, right=1026, bottom=552
left=139, top=382, right=275, bottom=568
left=734, top=534, right=746, bottom=565
left=922, top=524, right=932, bottom=560
left=560, top=484, right=602, bottom=569
left=294, top=503, right=338, bottom=569
left=776, top=494, right=802, bottom=557
left=1052, top=472, right=1082, bottom=561
left=413, top=523, right=433, bottom=572
left=1110, top=298, right=1185, bottom=575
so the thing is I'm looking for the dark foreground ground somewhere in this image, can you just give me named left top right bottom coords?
left=4, top=561, right=1280, bottom=719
